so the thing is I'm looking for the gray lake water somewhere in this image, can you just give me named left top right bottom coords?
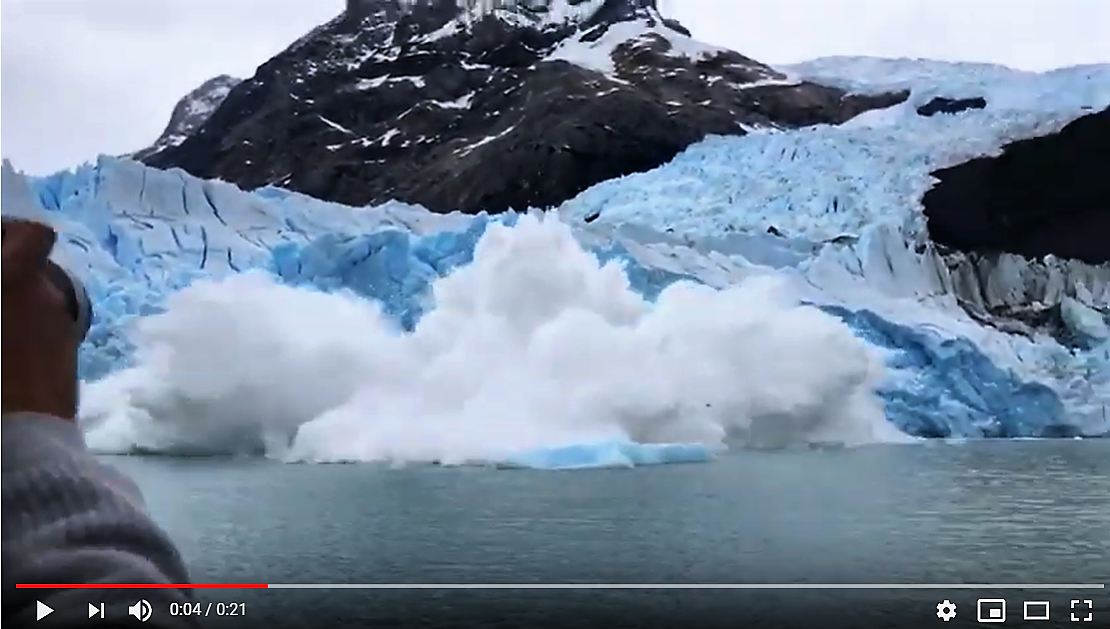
left=108, top=440, right=1110, bottom=628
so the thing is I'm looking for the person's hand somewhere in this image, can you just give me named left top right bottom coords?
left=2, top=219, right=80, bottom=420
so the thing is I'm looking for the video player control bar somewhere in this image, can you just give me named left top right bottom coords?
left=16, top=583, right=1108, bottom=590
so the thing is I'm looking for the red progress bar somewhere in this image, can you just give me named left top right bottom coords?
left=16, top=584, right=268, bottom=589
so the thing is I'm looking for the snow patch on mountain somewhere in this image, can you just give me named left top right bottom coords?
left=547, top=18, right=724, bottom=76
left=428, top=0, right=652, bottom=30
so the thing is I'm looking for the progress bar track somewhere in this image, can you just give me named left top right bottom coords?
left=18, top=583, right=1107, bottom=590
left=266, top=583, right=1106, bottom=590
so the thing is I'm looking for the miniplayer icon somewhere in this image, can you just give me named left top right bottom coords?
left=977, top=599, right=1006, bottom=623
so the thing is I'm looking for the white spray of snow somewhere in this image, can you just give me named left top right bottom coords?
left=81, top=215, right=904, bottom=463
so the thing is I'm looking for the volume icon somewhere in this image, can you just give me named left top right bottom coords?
left=128, top=600, right=152, bottom=622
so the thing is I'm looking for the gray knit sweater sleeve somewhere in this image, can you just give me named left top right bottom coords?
left=2, top=414, right=198, bottom=628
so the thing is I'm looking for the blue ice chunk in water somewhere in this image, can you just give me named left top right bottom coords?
left=501, top=441, right=713, bottom=470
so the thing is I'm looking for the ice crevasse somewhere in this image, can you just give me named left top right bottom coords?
left=5, top=58, right=1108, bottom=469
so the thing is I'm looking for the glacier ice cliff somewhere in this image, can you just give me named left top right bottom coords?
left=5, top=57, right=1108, bottom=468
left=560, top=58, right=1110, bottom=432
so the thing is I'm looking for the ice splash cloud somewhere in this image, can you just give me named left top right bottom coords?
left=82, top=216, right=905, bottom=465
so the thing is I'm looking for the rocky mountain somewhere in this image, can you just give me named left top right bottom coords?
left=916, top=96, right=986, bottom=117
left=132, top=75, right=241, bottom=161
left=141, top=0, right=906, bottom=213
left=923, top=106, right=1110, bottom=265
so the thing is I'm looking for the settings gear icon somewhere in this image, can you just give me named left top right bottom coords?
left=936, top=600, right=957, bottom=621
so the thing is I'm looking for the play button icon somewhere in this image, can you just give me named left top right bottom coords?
left=36, top=601, right=53, bottom=621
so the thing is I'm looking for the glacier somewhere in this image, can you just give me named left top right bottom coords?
left=4, top=58, right=1109, bottom=469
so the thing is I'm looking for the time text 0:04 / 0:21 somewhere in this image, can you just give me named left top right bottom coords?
left=169, top=602, right=247, bottom=617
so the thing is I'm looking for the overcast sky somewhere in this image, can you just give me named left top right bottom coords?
left=2, top=0, right=1108, bottom=174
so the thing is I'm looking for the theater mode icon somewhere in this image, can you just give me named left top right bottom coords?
left=1023, top=601, right=1050, bottom=621
left=977, top=599, right=1006, bottom=623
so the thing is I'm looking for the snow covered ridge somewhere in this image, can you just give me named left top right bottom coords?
left=392, top=0, right=661, bottom=30
left=131, top=75, right=241, bottom=162
left=544, top=15, right=771, bottom=80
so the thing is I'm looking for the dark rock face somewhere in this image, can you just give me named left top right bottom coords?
left=132, top=75, right=241, bottom=161
left=922, top=107, right=1110, bottom=264
left=142, top=0, right=907, bottom=213
left=916, top=96, right=986, bottom=117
